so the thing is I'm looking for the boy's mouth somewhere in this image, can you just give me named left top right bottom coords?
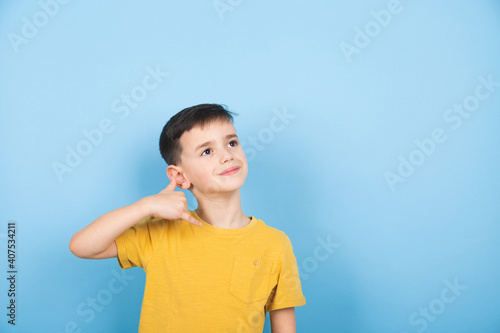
left=219, top=166, right=240, bottom=176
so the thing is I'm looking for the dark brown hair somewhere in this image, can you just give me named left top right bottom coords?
left=159, top=103, right=238, bottom=165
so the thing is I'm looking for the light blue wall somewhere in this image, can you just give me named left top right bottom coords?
left=1, top=1, right=499, bottom=332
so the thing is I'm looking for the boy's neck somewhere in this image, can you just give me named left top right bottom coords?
left=194, top=189, right=250, bottom=229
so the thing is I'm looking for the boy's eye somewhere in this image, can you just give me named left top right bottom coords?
left=200, top=140, right=238, bottom=156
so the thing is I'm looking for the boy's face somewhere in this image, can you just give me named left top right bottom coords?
left=169, top=120, right=248, bottom=196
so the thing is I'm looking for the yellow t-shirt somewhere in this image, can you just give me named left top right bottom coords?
left=115, top=209, right=306, bottom=332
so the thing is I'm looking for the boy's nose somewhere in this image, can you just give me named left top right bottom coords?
left=220, top=151, right=234, bottom=164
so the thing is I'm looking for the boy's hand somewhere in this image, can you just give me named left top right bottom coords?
left=147, top=177, right=202, bottom=226
left=69, top=177, right=201, bottom=259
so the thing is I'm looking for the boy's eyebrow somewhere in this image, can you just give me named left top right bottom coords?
left=194, top=133, right=238, bottom=152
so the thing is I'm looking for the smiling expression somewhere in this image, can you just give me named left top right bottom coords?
left=177, top=119, right=248, bottom=195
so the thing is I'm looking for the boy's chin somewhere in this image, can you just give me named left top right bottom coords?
left=193, top=181, right=245, bottom=196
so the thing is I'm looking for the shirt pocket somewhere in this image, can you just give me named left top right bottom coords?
left=228, top=253, right=274, bottom=304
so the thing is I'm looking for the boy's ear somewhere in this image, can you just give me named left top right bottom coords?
left=166, top=166, right=191, bottom=190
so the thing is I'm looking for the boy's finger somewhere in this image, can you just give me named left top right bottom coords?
left=165, top=177, right=177, bottom=191
left=183, top=213, right=202, bottom=226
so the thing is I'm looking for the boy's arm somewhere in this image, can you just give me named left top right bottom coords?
left=69, top=198, right=150, bottom=259
left=270, top=307, right=296, bottom=333
left=69, top=177, right=201, bottom=259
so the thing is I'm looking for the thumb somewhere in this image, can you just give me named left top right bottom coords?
left=164, top=176, right=177, bottom=192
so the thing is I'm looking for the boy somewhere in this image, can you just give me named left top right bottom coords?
left=69, top=103, right=306, bottom=332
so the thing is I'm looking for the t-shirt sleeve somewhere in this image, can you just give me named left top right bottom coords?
left=265, top=234, right=306, bottom=311
left=114, top=216, right=166, bottom=270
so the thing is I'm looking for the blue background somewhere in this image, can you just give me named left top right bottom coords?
left=1, top=0, right=499, bottom=332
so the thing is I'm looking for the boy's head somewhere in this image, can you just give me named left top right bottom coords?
left=159, top=104, right=237, bottom=166
left=159, top=103, right=248, bottom=195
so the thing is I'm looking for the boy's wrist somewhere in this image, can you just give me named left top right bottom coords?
left=133, top=197, right=154, bottom=219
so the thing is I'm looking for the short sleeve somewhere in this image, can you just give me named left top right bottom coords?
left=114, top=216, right=166, bottom=270
left=265, top=235, right=306, bottom=311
